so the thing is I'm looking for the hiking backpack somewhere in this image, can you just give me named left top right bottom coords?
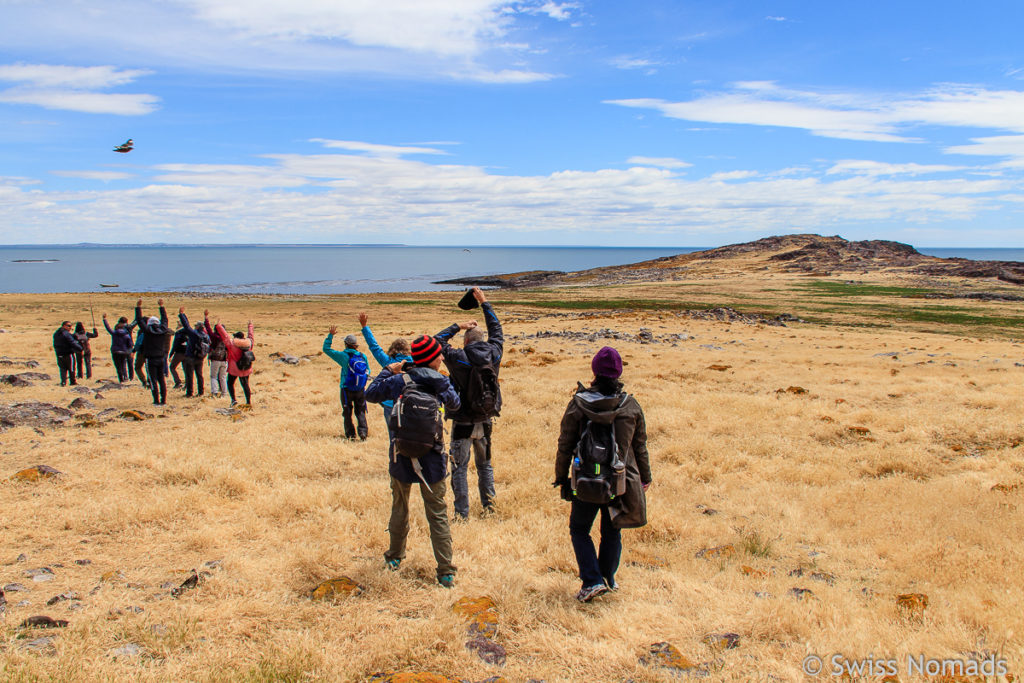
left=462, top=362, right=501, bottom=419
left=344, top=353, right=370, bottom=391
left=390, top=377, right=443, bottom=459
left=571, top=416, right=627, bottom=505
left=236, top=348, right=256, bottom=371
left=197, top=338, right=211, bottom=358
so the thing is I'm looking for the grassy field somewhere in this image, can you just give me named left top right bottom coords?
left=1, top=274, right=1022, bottom=682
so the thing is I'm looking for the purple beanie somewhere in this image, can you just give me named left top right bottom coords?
left=591, top=346, right=622, bottom=379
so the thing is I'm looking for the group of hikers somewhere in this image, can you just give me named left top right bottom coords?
left=52, top=298, right=255, bottom=407
left=51, top=288, right=652, bottom=602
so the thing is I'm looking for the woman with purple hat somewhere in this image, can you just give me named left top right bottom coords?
left=554, top=346, right=652, bottom=603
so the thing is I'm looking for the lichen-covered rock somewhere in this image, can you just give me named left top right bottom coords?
left=11, top=465, right=63, bottom=482
left=465, top=636, right=507, bottom=666
left=119, top=410, right=146, bottom=421
left=20, top=615, right=69, bottom=628
left=707, top=364, right=731, bottom=372
left=453, top=596, right=500, bottom=638
left=702, top=633, right=741, bottom=651
left=789, top=587, right=815, bottom=600
left=740, top=565, right=769, bottom=578
left=896, top=592, right=928, bottom=617
left=69, top=397, right=95, bottom=410
left=310, top=577, right=364, bottom=601
left=695, top=544, right=736, bottom=560
left=640, top=642, right=699, bottom=674
left=368, top=673, right=459, bottom=683
left=18, top=636, right=58, bottom=656
left=0, top=402, right=73, bottom=431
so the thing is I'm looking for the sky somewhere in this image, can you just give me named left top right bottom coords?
left=2, top=1, right=1024, bottom=247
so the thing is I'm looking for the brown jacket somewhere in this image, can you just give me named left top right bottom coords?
left=555, top=380, right=651, bottom=529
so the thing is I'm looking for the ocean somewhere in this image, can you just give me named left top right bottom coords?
left=2, top=245, right=1022, bottom=295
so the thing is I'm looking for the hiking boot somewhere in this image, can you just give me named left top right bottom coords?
left=229, top=400, right=238, bottom=408
left=605, top=578, right=619, bottom=592
left=480, top=505, right=496, bottom=518
left=385, top=558, right=401, bottom=572
left=451, top=513, right=469, bottom=524
left=576, top=584, right=608, bottom=603
left=437, top=574, right=455, bottom=589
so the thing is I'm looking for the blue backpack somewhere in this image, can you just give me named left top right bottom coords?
left=344, top=353, right=369, bottom=390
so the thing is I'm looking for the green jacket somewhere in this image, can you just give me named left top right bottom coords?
left=323, top=334, right=368, bottom=388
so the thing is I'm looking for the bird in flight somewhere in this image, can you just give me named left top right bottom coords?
left=113, top=139, right=134, bottom=153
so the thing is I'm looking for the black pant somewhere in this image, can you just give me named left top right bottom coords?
left=183, top=356, right=204, bottom=396
left=56, top=353, right=75, bottom=385
left=74, top=351, right=92, bottom=379
left=134, top=352, right=147, bottom=386
left=341, top=387, right=368, bottom=439
left=228, top=374, right=250, bottom=404
left=169, top=352, right=186, bottom=387
left=146, top=356, right=167, bottom=404
left=569, top=500, right=621, bottom=588
left=112, top=351, right=131, bottom=382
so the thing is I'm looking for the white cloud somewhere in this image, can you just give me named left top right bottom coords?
left=628, top=156, right=692, bottom=169
left=51, top=170, right=135, bottom=181
left=946, top=135, right=1024, bottom=168
left=608, top=83, right=1024, bottom=143
left=310, top=139, right=448, bottom=157
left=610, top=56, right=658, bottom=71
left=826, top=160, right=965, bottom=176
left=3, top=143, right=1022, bottom=243
left=0, top=63, right=158, bottom=115
left=765, top=16, right=788, bottom=22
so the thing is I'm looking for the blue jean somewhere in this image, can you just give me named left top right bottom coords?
left=450, top=421, right=495, bottom=518
left=569, top=500, right=621, bottom=588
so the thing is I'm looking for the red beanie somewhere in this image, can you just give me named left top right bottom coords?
left=411, top=335, right=442, bottom=366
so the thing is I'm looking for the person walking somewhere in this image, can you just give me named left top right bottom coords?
left=102, top=313, right=137, bottom=383
left=435, top=287, right=503, bottom=520
left=553, top=346, right=652, bottom=603
left=177, top=308, right=210, bottom=397
left=168, top=323, right=189, bottom=390
left=135, top=299, right=171, bottom=405
left=214, top=318, right=254, bottom=407
left=203, top=309, right=228, bottom=398
left=365, top=335, right=460, bottom=588
left=359, top=312, right=412, bottom=438
left=324, top=326, right=370, bottom=440
left=72, top=322, right=99, bottom=380
left=52, top=321, right=83, bottom=386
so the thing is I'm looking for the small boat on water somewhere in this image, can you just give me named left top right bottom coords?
left=99, top=283, right=119, bottom=288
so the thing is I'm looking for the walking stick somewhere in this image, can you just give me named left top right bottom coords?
left=89, top=297, right=96, bottom=329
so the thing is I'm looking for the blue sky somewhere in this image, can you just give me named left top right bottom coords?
left=2, top=0, right=1024, bottom=246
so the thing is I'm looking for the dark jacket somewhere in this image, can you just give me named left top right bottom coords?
left=74, top=329, right=98, bottom=355
left=53, top=328, right=83, bottom=356
left=178, top=313, right=210, bottom=358
left=135, top=306, right=170, bottom=359
left=171, top=328, right=189, bottom=356
left=203, top=318, right=228, bottom=361
left=366, top=364, right=460, bottom=484
left=435, top=302, right=503, bottom=422
left=103, top=319, right=137, bottom=354
left=555, top=380, right=651, bottom=529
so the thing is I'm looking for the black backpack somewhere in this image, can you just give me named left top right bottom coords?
left=236, top=348, right=256, bottom=371
left=390, top=377, right=442, bottom=459
left=571, top=416, right=627, bottom=504
left=462, top=362, right=501, bottom=419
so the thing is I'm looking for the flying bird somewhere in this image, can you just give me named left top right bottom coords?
left=113, top=139, right=134, bottom=153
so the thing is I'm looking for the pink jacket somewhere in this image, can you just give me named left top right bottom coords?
left=215, top=322, right=254, bottom=377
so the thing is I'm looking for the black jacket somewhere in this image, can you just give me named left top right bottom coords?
left=178, top=313, right=210, bottom=358
left=435, top=302, right=503, bottom=422
left=53, top=328, right=83, bottom=356
left=135, top=306, right=170, bottom=359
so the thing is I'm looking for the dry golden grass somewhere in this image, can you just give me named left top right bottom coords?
left=1, top=279, right=1023, bottom=682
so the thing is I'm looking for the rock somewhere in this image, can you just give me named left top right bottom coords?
left=310, top=577, right=363, bottom=601
left=896, top=592, right=928, bottom=617
left=101, top=570, right=126, bottom=583
left=707, top=364, right=731, bottom=372
left=695, top=504, right=718, bottom=516
left=789, top=587, right=814, bottom=600
left=847, top=426, right=872, bottom=436
left=150, top=624, right=169, bottom=636
left=97, top=382, right=125, bottom=391
left=171, top=571, right=203, bottom=597
left=368, top=673, right=459, bottom=683
left=119, top=410, right=146, bottom=421
left=70, top=386, right=93, bottom=394
left=69, top=397, right=95, bottom=410
left=24, top=567, right=54, bottom=580
left=18, top=636, right=58, bottom=656
left=0, top=588, right=5, bottom=616
left=16, top=553, right=28, bottom=562
left=640, top=642, right=703, bottom=675
left=46, top=591, right=79, bottom=606
left=4, top=582, right=29, bottom=592
left=2, top=374, right=33, bottom=387
left=991, top=482, right=1021, bottom=493
left=782, top=386, right=807, bottom=395
left=454, top=596, right=499, bottom=639
left=702, top=633, right=741, bottom=651
left=75, top=559, right=92, bottom=566
left=810, top=571, right=837, bottom=586
left=0, top=402, right=74, bottom=431
left=740, top=565, right=769, bottom=579
left=11, top=465, right=63, bottom=482
left=465, top=636, right=507, bottom=666
left=20, top=615, right=69, bottom=628
left=695, top=544, right=736, bottom=560
left=0, top=357, right=40, bottom=367
left=108, top=643, right=145, bottom=658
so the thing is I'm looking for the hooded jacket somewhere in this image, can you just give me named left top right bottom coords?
left=435, top=302, right=503, bottom=422
left=215, top=322, right=254, bottom=377
left=104, top=318, right=137, bottom=354
left=203, top=318, right=228, bottom=362
left=555, top=380, right=651, bottom=529
left=366, top=363, right=460, bottom=485
left=53, top=327, right=83, bottom=356
left=135, top=306, right=170, bottom=359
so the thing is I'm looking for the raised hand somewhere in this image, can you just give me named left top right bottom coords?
left=359, top=312, right=368, bottom=327
left=157, top=298, right=165, bottom=306
left=328, top=325, right=339, bottom=336
left=136, top=298, right=143, bottom=307
left=179, top=306, right=185, bottom=315
left=387, top=361, right=404, bottom=374
left=102, top=312, right=107, bottom=319
left=472, top=286, right=486, bottom=304
left=203, top=309, right=210, bottom=318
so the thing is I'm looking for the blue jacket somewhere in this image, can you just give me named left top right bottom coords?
left=323, top=334, right=369, bottom=390
left=104, top=318, right=137, bottom=354
left=366, top=364, right=460, bottom=484
left=361, top=325, right=413, bottom=410
left=435, top=301, right=503, bottom=422
left=178, top=313, right=211, bottom=358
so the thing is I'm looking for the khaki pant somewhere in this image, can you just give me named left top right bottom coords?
left=385, top=476, right=456, bottom=578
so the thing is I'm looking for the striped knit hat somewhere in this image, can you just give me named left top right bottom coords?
left=410, top=335, right=442, bottom=366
